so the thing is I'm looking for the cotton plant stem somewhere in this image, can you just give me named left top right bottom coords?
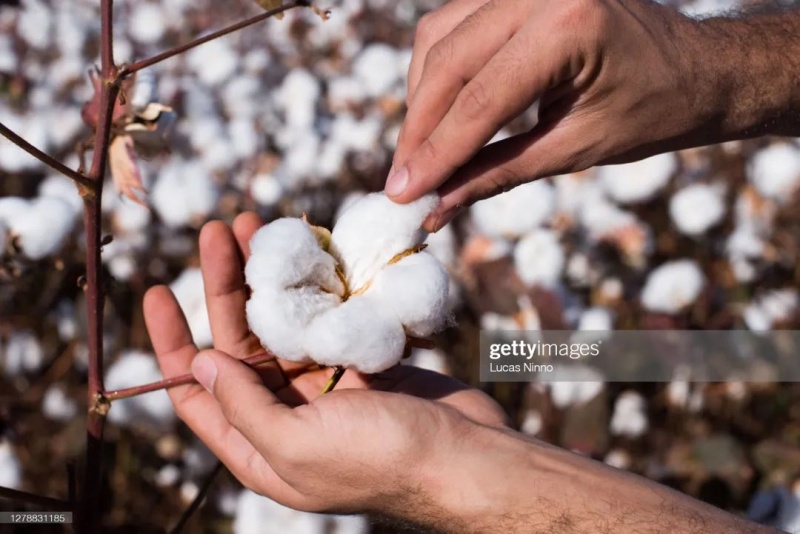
left=0, top=122, right=94, bottom=191
left=80, top=1, right=118, bottom=531
left=169, top=462, right=224, bottom=534
left=104, top=352, right=278, bottom=401
left=0, top=486, right=72, bottom=511
left=118, top=1, right=312, bottom=78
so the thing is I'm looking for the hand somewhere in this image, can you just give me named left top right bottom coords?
left=386, top=0, right=721, bottom=230
left=143, top=213, right=509, bottom=515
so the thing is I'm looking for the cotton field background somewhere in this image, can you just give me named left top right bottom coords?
left=1, top=0, right=800, bottom=532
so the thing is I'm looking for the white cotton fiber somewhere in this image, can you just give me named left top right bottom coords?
left=471, top=180, right=555, bottom=238
left=2, top=330, right=44, bottom=376
left=9, top=197, right=77, bottom=260
left=0, top=441, right=21, bottom=490
left=42, top=385, right=78, bottom=422
left=233, top=490, right=325, bottom=534
left=367, top=252, right=450, bottom=337
left=513, top=229, right=564, bottom=288
left=669, top=183, right=725, bottom=236
left=169, top=268, right=213, bottom=348
left=640, top=260, right=705, bottom=314
left=749, top=143, right=800, bottom=201
left=330, top=193, right=438, bottom=292
left=610, top=391, right=648, bottom=438
left=304, top=297, right=406, bottom=373
left=106, top=350, right=176, bottom=431
left=598, top=153, right=677, bottom=204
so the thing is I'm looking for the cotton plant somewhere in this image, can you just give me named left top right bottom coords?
left=640, top=259, right=705, bottom=314
left=245, top=192, right=450, bottom=376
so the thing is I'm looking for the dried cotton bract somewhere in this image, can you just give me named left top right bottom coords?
left=246, top=193, right=449, bottom=373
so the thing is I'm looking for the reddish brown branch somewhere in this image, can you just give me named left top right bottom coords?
left=105, top=352, right=278, bottom=401
left=118, top=1, right=311, bottom=78
left=0, top=486, right=71, bottom=511
left=0, top=122, right=94, bottom=190
left=170, top=462, right=224, bottom=534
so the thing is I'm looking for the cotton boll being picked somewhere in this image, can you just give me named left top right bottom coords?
left=598, top=153, right=677, bottom=204
left=640, top=260, right=705, bottom=314
left=610, top=391, right=648, bottom=438
left=106, top=351, right=175, bottom=431
left=513, top=229, right=565, bottom=288
left=471, top=180, right=555, bottom=238
left=669, top=183, right=725, bottom=236
left=749, top=143, right=800, bottom=201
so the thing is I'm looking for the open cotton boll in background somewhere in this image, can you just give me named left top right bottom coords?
left=169, top=268, right=213, bottom=348
left=513, top=229, right=565, bottom=288
left=352, top=43, right=402, bottom=98
left=105, top=350, right=175, bottom=431
left=470, top=180, right=555, bottom=238
left=186, top=38, right=239, bottom=87
left=669, top=183, right=726, bottom=236
left=743, top=289, right=799, bottom=333
left=598, top=153, right=677, bottom=204
left=610, top=391, right=649, bottom=438
left=726, top=224, right=765, bottom=283
left=640, top=259, right=705, bottom=314
left=547, top=365, right=604, bottom=409
left=0, top=441, right=21, bottom=490
left=406, top=348, right=450, bottom=375
left=330, top=192, right=438, bottom=292
left=749, top=143, right=800, bottom=201
left=2, top=330, right=45, bottom=376
left=8, top=196, right=78, bottom=260
left=234, top=490, right=368, bottom=534
left=42, top=384, right=78, bottom=422
left=39, top=174, right=84, bottom=218
left=151, top=159, right=218, bottom=229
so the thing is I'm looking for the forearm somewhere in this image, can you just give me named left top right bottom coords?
left=420, top=424, right=774, bottom=534
left=693, top=6, right=800, bottom=141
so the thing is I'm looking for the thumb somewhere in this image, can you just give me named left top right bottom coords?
left=191, top=349, right=297, bottom=455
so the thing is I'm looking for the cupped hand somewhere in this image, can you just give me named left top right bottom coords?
left=387, top=0, right=715, bottom=230
left=143, top=213, right=508, bottom=513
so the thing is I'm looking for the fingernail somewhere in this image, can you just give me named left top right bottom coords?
left=385, top=166, right=409, bottom=197
left=192, top=353, right=218, bottom=393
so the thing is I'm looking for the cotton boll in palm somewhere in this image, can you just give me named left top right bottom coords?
left=330, top=193, right=438, bottom=292
left=669, top=183, right=725, bottom=236
left=2, top=330, right=44, bottom=376
left=598, top=153, right=677, bottom=204
left=0, top=441, right=21, bottom=490
left=234, top=490, right=328, bottom=534
left=640, top=260, right=704, bottom=314
left=170, top=268, right=213, bottom=348
left=186, top=38, right=238, bottom=87
left=748, top=143, right=800, bottom=201
left=353, top=44, right=401, bottom=98
left=471, top=180, right=556, bottom=238
left=129, top=3, right=167, bottom=45
left=610, top=391, right=648, bottom=438
left=304, top=298, right=406, bottom=373
left=513, top=229, right=565, bottom=288
left=42, top=385, right=78, bottom=422
left=106, top=350, right=175, bottom=431
left=367, top=252, right=450, bottom=337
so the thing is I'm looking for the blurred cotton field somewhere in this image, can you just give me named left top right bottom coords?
left=1, top=0, right=800, bottom=532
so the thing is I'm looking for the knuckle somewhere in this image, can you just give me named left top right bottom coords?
left=456, top=79, right=492, bottom=121
left=415, top=12, right=440, bottom=44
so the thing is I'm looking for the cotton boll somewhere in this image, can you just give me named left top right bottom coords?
left=234, top=490, right=328, bottom=534
left=572, top=307, right=614, bottom=344
left=106, top=350, right=175, bottom=431
left=276, top=69, right=320, bottom=128
left=113, top=197, right=151, bottom=234
left=598, top=153, right=677, bottom=204
left=2, top=330, right=44, bottom=376
left=151, top=160, right=218, bottom=228
left=471, top=181, right=555, bottom=238
left=0, top=441, right=21, bottom=490
left=548, top=366, right=604, bottom=409
left=18, top=0, right=52, bottom=50
left=330, top=193, right=438, bottom=292
left=726, top=225, right=765, bottom=282
left=327, top=75, right=366, bottom=109
left=304, top=298, right=406, bottom=373
left=331, top=515, right=369, bottom=534
left=334, top=191, right=366, bottom=223
left=610, top=391, right=648, bottom=438
left=42, top=385, right=78, bottom=422
left=749, top=143, right=800, bottom=201
left=513, top=229, right=564, bottom=288
left=367, top=252, right=450, bottom=337
left=604, top=449, right=632, bottom=470
left=129, top=3, right=167, bottom=45
left=424, top=224, right=457, bottom=267
left=39, top=174, right=84, bottom=218
left=743, top=289, right=798, bottom=332
left=640, top=260, right=704, bottom=314
left=9, top=196, right=77, bottom=260
left=669, top=183, right=725, bottom=236
left=0, top=34, right=16, bottom=73
left=520, top=410, right=543, bottom=436
left=186, top=38, right=238, bottom=87
left=155, top=464, right=181, bottom=488
left=170, top=268, right=213, bottom=348
left=250, top=174, right=284, bottom=207
left=352, top=44, right=401, bottom=98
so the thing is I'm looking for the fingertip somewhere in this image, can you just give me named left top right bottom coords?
left=199, top=220, right=230, bottom=253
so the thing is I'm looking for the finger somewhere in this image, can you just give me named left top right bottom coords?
left=396, top=0, right=525, bottom=170
left=193, top=350, right=303, bottom=460
left=232, top=211, right=263, bottom=262
left=199, top=221, right=261, bottom=357
left=407, top=0, right=490, bottom=103
left=424, top=118, right=592, bottom=231
left=388, top=22, right=573, bottom=204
